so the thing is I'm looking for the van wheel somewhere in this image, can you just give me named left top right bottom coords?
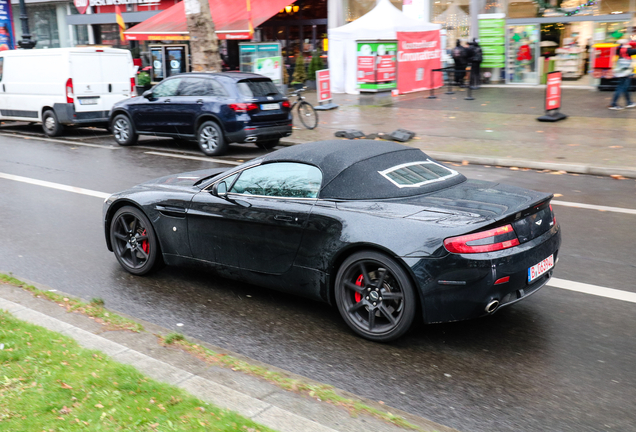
left=112, top=114, right=138, bottom=146
left=197, top=121, right=227, bottom=156
left=42, top=110, right=64, bottom=137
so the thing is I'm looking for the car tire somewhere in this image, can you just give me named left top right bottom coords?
left=110, top=206, right=160, bottom=276
left=256, top=139, right=280, bottom=150
left=112, top=114, right=138, bottom=146
left=197, top=121, right=227, bottom=156
left=42, top=110, right=64, bottom=137
left=335, top=251, right=416, bottom=342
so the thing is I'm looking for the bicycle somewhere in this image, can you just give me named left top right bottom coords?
left=288, top=88, right=318, bottom=130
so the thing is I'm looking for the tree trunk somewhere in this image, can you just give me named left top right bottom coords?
left=184, top=0, right=222, bottom=72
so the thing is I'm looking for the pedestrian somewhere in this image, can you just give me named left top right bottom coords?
left=467, top=38, right=483, bottom=89
left=609, top=39, right=636, bottom=110
left=451, top=39, right=467, bottom=87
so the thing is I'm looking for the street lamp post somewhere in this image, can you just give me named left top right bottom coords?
left=17, top=0, right=36, bottom=49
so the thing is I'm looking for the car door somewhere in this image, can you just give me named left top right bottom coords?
left=187, top=162, right=322, bottom=274
left=131, top=77, right=182, bottom=133
left=170, top=77, right=213, bottom=136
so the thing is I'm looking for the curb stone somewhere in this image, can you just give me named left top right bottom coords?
left=0, top=276, right=459, bottom=432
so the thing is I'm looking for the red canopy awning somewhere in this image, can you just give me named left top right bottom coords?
left=125, top=0, right=296, bottom=41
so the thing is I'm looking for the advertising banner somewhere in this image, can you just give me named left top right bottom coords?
left=545, top=71, right=562, bottom=111
left=0, top=0, right=15, bottom=51
left=396, top=31, right=442, bottom=94
left=356, top=41, right=398, bottom=91
left=478, top=14, right=506, bottom=68
left=239, top=43, right=282, bottom=84
left=316, top=69, right=331, bottom=103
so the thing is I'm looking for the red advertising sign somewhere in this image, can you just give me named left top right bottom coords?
left=376, top=55, right=397, bottom=83
left=396, top=31, right=443, bottom=94
left=357, top=56, right=376, bottom=83
left=316, top=69, right=331, bottom=103
left=545, top=71, right=562, bottom=111
left=74, top=0, right=89, bottom=14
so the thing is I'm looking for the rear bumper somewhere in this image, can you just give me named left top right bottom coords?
left=54, top=103, right=109, bottom=125
left=226, top=123, right=293, bottom=143
left=411, top=224, right=562, bottom=324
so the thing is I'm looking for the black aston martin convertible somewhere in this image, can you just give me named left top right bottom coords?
left=103, top=140, right=561, bottom=342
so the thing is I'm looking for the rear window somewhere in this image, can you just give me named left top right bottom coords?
left=379, top=160, right=458, bottom=188
left=237, top=79, right=280, bottom=98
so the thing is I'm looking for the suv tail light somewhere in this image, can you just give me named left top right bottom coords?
left=281, top=100, right=291, bottom=109
left=444, top=224, right=520, bottom=254
left=229, top=103, right=258, bottom=113
left=65, top=78, right=74, bottom=104
left=130, top=77, right=137, bottom=97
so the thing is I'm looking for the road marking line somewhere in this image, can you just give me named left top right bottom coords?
left=551, top=200, right=636, bottom=215
left=0, top=132, right=119, bottom=149
left=0, top=172, right=110, bottom=199
left=144, top=151, right=242, bottom=166
left=548, top=277, right=636, bottom=303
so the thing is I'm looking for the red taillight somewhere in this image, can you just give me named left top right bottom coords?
left=550, top=204, right=556, bottom=226
left=229, top=103, right=258, bottom=113
left=130, top=77, right=136, bottom=96
left=444, top=224, right=520, bottom=254
left=281, top=100, right=291, bottom=109
left=65, top=78, right=74, bottom=104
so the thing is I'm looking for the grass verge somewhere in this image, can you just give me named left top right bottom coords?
left=0, top=310, right=273, bottom=431
left=0, top=273, right=143, bottom=332
left=160, top=333, right=421, bottom=431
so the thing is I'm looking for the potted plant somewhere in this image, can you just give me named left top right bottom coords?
left=135, top=71, right=152, bottom=96
left=291, top=54, right=306, bottom=90
left=305, top=51, right=324, bottom=90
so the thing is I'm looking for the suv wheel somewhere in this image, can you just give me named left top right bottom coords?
left=112, top=114, right=138, bottom=146
left=42, top=110, right=64, bottom=137
left=197, top=121, right=227, bottom=156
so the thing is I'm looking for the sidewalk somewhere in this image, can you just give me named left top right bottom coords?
left=288, top=87, right=636, bottom=179
left=0, top=276, right=457, bottom=432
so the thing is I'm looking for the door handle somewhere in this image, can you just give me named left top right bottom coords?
left=108, top=83, right=112, bottom=92
left=2, top=84, right=4, bottom=92
left=164, top=98, right=171, bottom=103
left=274, top=215, right=294, bottom=222
left=196, top=99, right=203, bottom=104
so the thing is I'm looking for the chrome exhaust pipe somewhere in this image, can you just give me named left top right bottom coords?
left=245, top=136, right=257, bottom=143
left=485, top=299, right=500, bottom=314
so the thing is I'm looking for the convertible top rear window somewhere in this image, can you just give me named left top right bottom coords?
left=379, top=160, right=458, bottom=188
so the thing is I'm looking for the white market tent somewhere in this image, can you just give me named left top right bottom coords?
left=328, top=0, right=441, bottom=94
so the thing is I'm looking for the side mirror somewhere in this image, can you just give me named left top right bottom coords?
left=143, top=89, right=153, bottom=99
left=213, top=181, right=228, bottom=198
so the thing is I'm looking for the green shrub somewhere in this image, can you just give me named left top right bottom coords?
left=307, top=51, right=325, bottom=80
left=137, top=71, right=151, bottom=86
left=291, top=54, right=306, bottom=84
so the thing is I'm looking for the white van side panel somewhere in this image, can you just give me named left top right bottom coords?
left=1, top=53, right=69, bottom=121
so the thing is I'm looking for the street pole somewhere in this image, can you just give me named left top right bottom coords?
left=18, top=0, right=36, bottom=49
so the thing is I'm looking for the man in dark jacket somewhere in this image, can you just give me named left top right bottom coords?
left=467, top=38, right=483, bottom=89
left=451, top=39, right=467, bottom=87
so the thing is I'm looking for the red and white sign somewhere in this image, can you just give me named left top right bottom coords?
left=357, top=56, right=376, bottom=83
left=316, top=69, right=331, bottom=103
left=545, top=71, right=562, bottom=111
left=74, top=0, right=89, bottom=14
left=376, top=55, right=396, bottom=83
left=396, top=31, right=442, bottom=94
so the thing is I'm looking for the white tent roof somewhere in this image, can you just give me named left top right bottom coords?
left=329, top=0, right=441, bottom=41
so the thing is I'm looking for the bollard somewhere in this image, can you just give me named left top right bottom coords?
left=464, top=83, right=475, bottom=101
left=428, top=68, right=438, bottom=99
left=445, top=70, right=454, bottom=95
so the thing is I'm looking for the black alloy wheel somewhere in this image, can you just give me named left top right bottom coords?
left=110, top=206, right=160, bottom=276
left=335, top=251, right=416, bottom=342
left=197, top=121, right=227, bottom=156
left=42, top=110, right=64, bottom=137
left=256, top=138, right=280, bottom=150
left=112, top=114, right=138, bottom=146
left=297, top=101, right=318, bottom=130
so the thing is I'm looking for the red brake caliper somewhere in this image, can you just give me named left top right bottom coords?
left=141, top=229, right=149, bottom=254
left=354, top=275, right=364, bottom=302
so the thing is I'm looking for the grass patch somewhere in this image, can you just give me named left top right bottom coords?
left=0, top=273, right=143, bottom=332
left=0, top=310, right=273, bottom=431
left=159, top=335, right=422, bottom=431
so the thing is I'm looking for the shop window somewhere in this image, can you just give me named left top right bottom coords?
left=432, top=1, right=470, bottom=51
left=344, top=0, right=402, bottom=22
left=30, top=5, right=60, bottom=48
left=74, top=25, right=90, bottom=46
left=509, top=0, right=631, bottom=19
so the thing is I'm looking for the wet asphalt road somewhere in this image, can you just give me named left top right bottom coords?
left=1, top=127, right=635, bottom=432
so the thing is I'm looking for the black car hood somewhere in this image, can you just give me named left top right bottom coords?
left=137, top=168, right=229, bottom=191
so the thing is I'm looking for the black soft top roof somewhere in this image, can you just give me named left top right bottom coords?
left=261, top=140, right=466, bottom=200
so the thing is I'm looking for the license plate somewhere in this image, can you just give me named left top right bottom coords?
left=261, top=103, right=279, bottom=111
left=79, top=98, right=99, bottom=105
left=528, top=254, right=554, bottom=282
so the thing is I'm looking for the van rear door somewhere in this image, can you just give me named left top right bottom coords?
left=70, top=50, right=132, bottom=114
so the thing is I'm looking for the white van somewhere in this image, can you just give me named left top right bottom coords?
left=0, top=47, right=135, bottom=136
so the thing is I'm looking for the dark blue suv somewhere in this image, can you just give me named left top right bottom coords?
left=109, top=72, right=292, bottom=156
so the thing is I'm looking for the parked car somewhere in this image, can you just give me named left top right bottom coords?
left=0, top=47, right=135, bottom=136
left=109, top=72, right=293, bottom=156
left=103, top=140, right=561, bottom=342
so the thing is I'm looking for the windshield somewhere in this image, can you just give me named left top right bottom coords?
left=237, top=79, right=280, bottom=98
